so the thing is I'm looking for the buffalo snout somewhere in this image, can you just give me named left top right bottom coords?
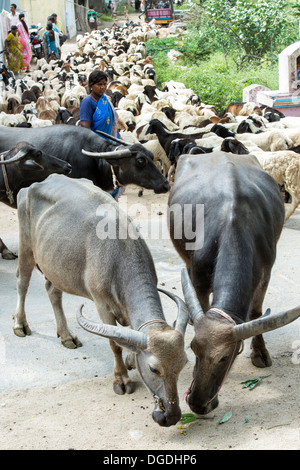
left=188, top=393, right=219, bottom=415
left=152, top=406, right=181, bottom=427
left=154, top=181, right=170, bottom=194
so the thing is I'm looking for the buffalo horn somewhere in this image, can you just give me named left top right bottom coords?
left=181, top=267, right=205, bottom=323
left=158, top=287, right=189, bottom=335
left=0, top=149, right=28, bottom=165
left=234, top=306, right=300, bottom=341
left=96, top=130, right=131, bottom=146
left=77, top=304, right=148, bottom=351
left=82, top=148, right=132, bottom=158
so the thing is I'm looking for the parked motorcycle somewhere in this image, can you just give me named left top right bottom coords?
left=29, top=24, right=44, bottom=60
left=0, top=49, right=15, bottom=87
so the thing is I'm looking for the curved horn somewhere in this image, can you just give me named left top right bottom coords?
left=96, top=130, right=131, bottom=146
left=77, top=304, right=148, bottom=351
left=181, top=267, right=205, bottom=323
left=158, top=287, right=189, bottom=335
left=0, top=149, right=28, bottom=165
left=189, top=147, right=201, bottom=154
left=234, top=306, right=300, bottom=341
left=82, top=148, right=132, bottom=159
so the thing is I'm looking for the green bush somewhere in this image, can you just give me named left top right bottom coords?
left=148, top=49, right=279, bottom=112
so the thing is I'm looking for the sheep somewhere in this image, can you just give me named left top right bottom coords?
left=118, top=97, right=139, bottom=116
left=26, top=114, right=53, bottom=127
left=0, top=112, right=26, bottom=127
left=142, top=139, right=171, bottom=178
left=6, top=97, right=24, bottom=114
left=35, top=97, right=57, bottom=123
left=21, top=89, right=37, bottom=104
left=250, top=150, right=300, bottom=221
left=220, top=101, right=262, bottom=117
left=235, top=128, right=294, bottom=152
left=116, top=109, right=136, bottom=132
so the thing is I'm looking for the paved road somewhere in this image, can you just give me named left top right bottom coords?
left=0, top=205, right=299, bottom=393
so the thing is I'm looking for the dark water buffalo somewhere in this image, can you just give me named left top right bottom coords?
left=14, top=175, right=188, bottom=427
left=168, top=150, right=300, bottom=415
left=0, top=141, right=71, bottom=259
left=0, top=125, right=170, bottom=194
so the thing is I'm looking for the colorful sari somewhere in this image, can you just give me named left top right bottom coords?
left=17, top=21, right=32, bottom=71
left=5, top=32, right=23, bottom=74
left=43, top=30, right=60, bottom=61
left=91, top=94, right=119, bottom=139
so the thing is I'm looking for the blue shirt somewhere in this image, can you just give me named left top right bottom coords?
left=80, top=95, right=98, bottom=123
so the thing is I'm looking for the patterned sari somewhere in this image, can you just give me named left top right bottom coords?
left=91, top=94, right=119, bottom=139
left=5, top=32, right=23, bottom=74
left=17, top=21, right=32, bottom=71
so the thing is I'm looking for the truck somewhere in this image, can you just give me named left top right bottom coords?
left=144, top=0, right=175, bottom=25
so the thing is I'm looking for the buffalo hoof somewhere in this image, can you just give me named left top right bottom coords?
left=61, top=336, right=83, bottom=349
left=2, top=249, right=17, bottom=260
left=13, top=325, right=32, bottom=337
left=251, top=336, right=272, bottom=367
left=113, top=381, right=135, bottom=395
left=250, top=348, right=272, bottom=368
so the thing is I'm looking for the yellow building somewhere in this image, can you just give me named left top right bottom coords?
left=20, top=0, right=77, bottom=38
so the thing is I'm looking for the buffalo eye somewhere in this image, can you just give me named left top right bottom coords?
left=136, top=157, right=146, bottom=167
left=219, top=355, right=230, bottom=363
left=149, top=365, right=160, bottom=375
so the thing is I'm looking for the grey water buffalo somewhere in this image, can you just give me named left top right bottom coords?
left=0, top=125, right=170, bottom=194
left=168, top=150, right=300, bottom=415
left=0, top=141, right=71, bottom=259
left=14, top=174, right=188, bottom=427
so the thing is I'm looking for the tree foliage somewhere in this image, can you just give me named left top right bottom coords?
left=189, top=0, right=297, bottom=66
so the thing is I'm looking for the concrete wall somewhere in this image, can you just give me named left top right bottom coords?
left=20, top=0, right=77, bottom=38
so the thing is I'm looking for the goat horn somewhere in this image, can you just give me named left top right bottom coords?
left=77, top=304, right=148, bottom=351
left=96, top=130, right=132, bottom=146
left=0, top=149, right=28, bottom=165
left=234, top=306, right=300, bottom=341
left=82, top=148, right=132, bottom=159
left=181, top=268, right=205, bottom=323
left=158, top=287, right=189, bottom=335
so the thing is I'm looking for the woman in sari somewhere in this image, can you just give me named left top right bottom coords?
left=80, top=70, right=119, bottom=138
left=17, top=13, right=32, bottom=72
left=80, top=70, right=123, bottom=200
left=43, top=22, right=60, bottom=62
left=4, top=25, right=23, bottom=75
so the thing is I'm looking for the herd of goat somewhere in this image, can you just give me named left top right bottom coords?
left=0, top=18, right=300, bottom=221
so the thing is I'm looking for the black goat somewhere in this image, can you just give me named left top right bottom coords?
left=168, top=138, right=213, bottom=162
left=145, top=119, right=208, bottom=157
left=210, top=123, right=235, bottom=138
left=220, top=137, right=250, bottom=154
